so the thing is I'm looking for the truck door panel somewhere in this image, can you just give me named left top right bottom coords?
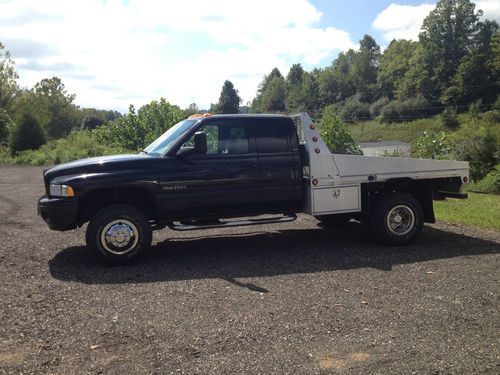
left=158, top=120, right=258, bottom=217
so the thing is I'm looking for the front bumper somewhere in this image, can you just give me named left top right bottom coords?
left=38, top=196, right=79, bottom=231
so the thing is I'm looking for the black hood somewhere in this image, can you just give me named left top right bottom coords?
left=44, top=154, right=158, bottom=181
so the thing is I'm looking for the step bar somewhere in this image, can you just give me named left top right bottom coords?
left=169, top=214, right=297, bottom=231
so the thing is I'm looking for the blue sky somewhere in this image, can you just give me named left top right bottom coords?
left=0, top=0, right=498, bottom=111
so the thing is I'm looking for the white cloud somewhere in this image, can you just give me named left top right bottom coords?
left=372, top=3, right=435, bottom=42
left=0, top=0, right=356, bottom=111
left=476, top=0, right=500, bottom=21
left=373, top=1, right=500, bottom=43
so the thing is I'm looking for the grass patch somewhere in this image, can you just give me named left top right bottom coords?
left=433, top=192, right=500, bottom=231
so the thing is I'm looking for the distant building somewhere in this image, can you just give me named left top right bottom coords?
left=359, top=141, right=411, bottom=157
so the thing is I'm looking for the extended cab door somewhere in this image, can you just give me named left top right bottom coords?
left=159, top=119, right=259, bottom=217
left=253, top=118, right=302, bottom=211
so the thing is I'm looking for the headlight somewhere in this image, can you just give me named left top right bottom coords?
left=50, top=184, right=75, bottom=197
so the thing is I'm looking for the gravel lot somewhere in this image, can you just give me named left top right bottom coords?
left=0, top=165, right=499, bottom=374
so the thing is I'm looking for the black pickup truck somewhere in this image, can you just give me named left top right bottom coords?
left=38, top=113, right=469, bottom=264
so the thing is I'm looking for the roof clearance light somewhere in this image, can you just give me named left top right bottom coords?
left=310, top=124, right=315, bottom=130
left=312, top=136, right=318, bottom=142
left=315, top=148, right=320, bottom=153
left=188, top=113, right=213, bottom=119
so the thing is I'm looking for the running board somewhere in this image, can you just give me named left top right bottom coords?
left=169, top=214, right=297, bottom=231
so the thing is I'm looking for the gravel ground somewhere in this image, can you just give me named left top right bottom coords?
left=0, top=165, right=499, bottom=374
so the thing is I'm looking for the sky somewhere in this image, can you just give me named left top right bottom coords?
left=1, top=0, right=499, bottom=112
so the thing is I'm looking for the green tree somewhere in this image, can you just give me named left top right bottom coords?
left=419, top=0, right=482, bottom=103
left=214, top=80, right=241, bottom=114
left=94, top=99, right=184, bottom=151
left=9, top=113, right=46, bottom=155
left=0, top=42, right=19, bottom=114
left=377, top=39, right=418, bottom=99
left=285, top=63, right=305, bottom=112
left=184, top=103, right=199, bottom=117
left=350, top=34, right=381, bottom=96
left=320, top=105, right=362, bottom=155
left=252, top=68, right=285, bottom=112
left=0, top=109, right=12, bottom=144
left=445, top=20, right=499, bottom=106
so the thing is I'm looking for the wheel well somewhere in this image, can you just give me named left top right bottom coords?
left=362, top=178, right=435, bottom=223
left=77, top=187, right=157, bottom=225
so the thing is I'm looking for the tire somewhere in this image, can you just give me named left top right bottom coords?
left=370, top=192, right=423, bottom=245
left=316, top=213, right=351, bottom=227
left=86, top=204, right=152, bottom=265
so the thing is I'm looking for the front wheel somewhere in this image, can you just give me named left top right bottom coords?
left=370, top=192, right=423, bottom=245
left=86, top=204, right=152, bottom=265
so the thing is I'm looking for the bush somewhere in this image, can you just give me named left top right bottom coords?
left=440, top=107, right=459, bottom=129
left=94, top=99, right=185, bottom=151
left=339, top=96, right=370, bottom=122
left=320, top=105, right=362, bottom=155
left=369, top=97, right=390, bottom=119
left=453, top=133, right=499, bottom=181
left=379, top=96, right=431, bottom=123
left=413, top=131, right=451, bottom=159
left=9, top=113, right=46, bottom=155
left=0, top=109, right=12, bottom=145
left=468, top=165, right=500, bottom=194
left=9, top=131, right=124, bottom=166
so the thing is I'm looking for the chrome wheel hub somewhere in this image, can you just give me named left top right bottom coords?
left=386, top=205, right=415, bottom=236
left=101, top=219, right=139, bottom=255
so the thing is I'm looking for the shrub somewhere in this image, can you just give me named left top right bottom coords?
left=440, top=107, right=459, bottom=129
left=94, top=99, right=185, bottom=151
left=339, top=96, right=370, bottom=122
left=320, top=105, right=362, bottom=155
left=413, top=131, right=451, bottom=159
left=468, top=164, right=500, bottom=194
left=369, top=97, right=390, bottom=119
left=468, top=99, right=482, bottom=117
left=11, top=131, right=124, bottom=166
left=379, top=96, right=431, bottom=123
left=0, top=109, right=12, bottom=145
left=9, top=113, right=46, bottom=155
left=453, top=133, right=499, bottom=181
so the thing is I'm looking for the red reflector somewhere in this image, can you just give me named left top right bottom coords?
left=312, top=179, right=319, bottom=186
left=312, top=136, right=318, bottom=142
left=315, top=148, right=320, bottom=153
left=463, top=176, right=468, bottom=183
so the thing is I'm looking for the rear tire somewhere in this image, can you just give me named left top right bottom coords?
left=370, top=192, right=423, bottom=245
left=86, top=204, right=152, bottom=265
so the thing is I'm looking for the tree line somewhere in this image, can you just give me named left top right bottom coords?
left=0, top=0, right=498, bottom=158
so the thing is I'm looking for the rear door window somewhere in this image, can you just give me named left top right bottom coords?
left=255, top=119, right=290, bottom=153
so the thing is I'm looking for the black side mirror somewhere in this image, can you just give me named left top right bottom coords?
left=194, top=131, right=207, bottom=154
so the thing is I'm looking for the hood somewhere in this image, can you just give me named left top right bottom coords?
left=44, top=154, right=157, bottom=181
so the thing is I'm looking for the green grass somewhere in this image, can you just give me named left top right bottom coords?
left=347, top=111, right=500, bottom=145
left=349, top=118, right=443, bottom=143
left=433, top=192, right=500, bottom=231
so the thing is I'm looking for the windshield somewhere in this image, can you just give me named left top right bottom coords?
left=143, top=119, right=198, bottom=156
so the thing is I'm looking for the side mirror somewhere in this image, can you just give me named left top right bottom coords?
left=194, top=131, right=207, bottom=154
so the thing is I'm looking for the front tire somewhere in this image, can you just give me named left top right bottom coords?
left=370, top=192, right=423, bottom=245
left=86, top=204, right=152, bottom=265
